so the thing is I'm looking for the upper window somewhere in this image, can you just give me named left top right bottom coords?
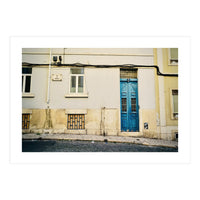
left=169, top=48, right=178, bottom=65
left=22, top=67, right=32, bottom=93
left=172, top=89, right=178, bottom=119
left=70, top=68, right=84, bottom=93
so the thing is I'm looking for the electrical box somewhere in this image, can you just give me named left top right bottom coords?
left=144, top=122, right=148, bottom=129
left=52, top=55, right=62, bottom=65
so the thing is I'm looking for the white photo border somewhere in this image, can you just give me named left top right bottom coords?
left=10, top=36, right=190, bottom=164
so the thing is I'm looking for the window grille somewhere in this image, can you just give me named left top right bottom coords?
left=121, top=98, right=127, bottom=112
left=22, top=114, right=30, bottom=129
left=131, top=98, right=136, bottom=112
left=120, top=69, right=137, bottom=79
left=67, top=114, right=85, bottom=129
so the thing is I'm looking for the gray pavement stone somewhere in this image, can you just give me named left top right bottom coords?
left=22, top=133, right=178, bottom=148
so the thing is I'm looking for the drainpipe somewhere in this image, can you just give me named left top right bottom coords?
left=44, top=48, right=52, bottom=130
left=47, top=48, right=52, bottom=105
left=101, top=107, right=106, bottom=136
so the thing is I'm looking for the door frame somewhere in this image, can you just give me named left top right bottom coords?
left=120, top=78, right=139, bottom=132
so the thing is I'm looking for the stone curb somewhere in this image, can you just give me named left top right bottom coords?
left=22, top=133, right=178, bottom=149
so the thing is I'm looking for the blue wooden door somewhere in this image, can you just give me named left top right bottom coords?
left=120, top=79, right=139, bottom=132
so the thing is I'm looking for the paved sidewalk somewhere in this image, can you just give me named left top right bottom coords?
left=22, top=133, right=178, bottom=148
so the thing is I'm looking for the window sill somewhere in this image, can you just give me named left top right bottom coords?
left=171, top=114, right=178, bottom=120
left=171, top=118, right=178, bottom=120
left=65, top=129, right=86, bottom=134
left=168, top=62, right=178, bottom=66
left=65, top=109, right=87, bottom=114
left=22, top=93, right=35, bottom=98
left=65, top=93, right=88, bottom=98
left=22, top=109, right=32, bottom=114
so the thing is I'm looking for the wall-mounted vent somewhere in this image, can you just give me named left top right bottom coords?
left=52, top=55, right=62, bottom=65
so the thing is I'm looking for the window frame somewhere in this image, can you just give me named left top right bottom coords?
left=168, top=48, right=178, bottom=65
left=69, top=68, right=85, bottom=94
left=65, top=68, right=88, bottom=98
left=22, top=67, right=34, bottom=98
left=70, top=74, right=85, bottom=93
left=170, top=88, right=178, bottom=120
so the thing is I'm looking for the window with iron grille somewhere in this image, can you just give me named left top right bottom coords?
left=22, top=114, right=30, bottom=129
left=22, top=67, right=32, bottom=93
left=67, top=114, right=85, bottom=129
left=120, top=69, right=137, bottom=79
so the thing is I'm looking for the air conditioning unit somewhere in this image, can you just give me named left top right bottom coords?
left=52, top=55, right=62, bottom=65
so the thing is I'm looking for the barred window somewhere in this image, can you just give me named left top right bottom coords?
left=22, top=114, right=30, bottom=129
left=120, top=69, right=137, bottom=79
left=67, top=114, right=85, bottom=129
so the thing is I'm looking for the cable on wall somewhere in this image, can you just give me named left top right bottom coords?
left=22, top=62, right=178, bottom=77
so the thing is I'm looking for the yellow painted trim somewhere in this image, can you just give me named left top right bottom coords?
left=169, top=88, right=178, bottom=120
left=164, top=76, right=178, bottom=126
left=168, top=48, right=178, bottom=66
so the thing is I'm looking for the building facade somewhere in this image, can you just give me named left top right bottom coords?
left=22, top=48, right=178, bottom=141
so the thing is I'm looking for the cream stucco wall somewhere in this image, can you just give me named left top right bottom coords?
left=22, top=48, right=154, bottom=65
left=22, top=48, right=178, bottom=140
left=137, top=68, right=158, bottom=138
left=49, top=67, right=120, bottom=109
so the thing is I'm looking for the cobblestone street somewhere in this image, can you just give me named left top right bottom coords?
left=22, top=133, right=178, bottom=152
left=22, top=139, right=178, bottom=152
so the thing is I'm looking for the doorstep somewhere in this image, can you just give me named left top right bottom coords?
left=119, top=132, right=143, bottom=137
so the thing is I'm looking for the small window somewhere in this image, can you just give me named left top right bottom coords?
left=22, top=114, right=30, bottom=129
left=169, top=48, right=178, bottom=65
left=172, top=89, right=178, bottom=119
left=70, top=68, right=84, bottom=93
left=67, top=114, right=85, bottom=129
left=174, top=132, right=178, bottom=142
left=22, top=67, right=32, bottom=93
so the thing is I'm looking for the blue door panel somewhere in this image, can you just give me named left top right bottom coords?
left=120, top=81, right=128, bottom=131
left=120, top=79, right=139, bottom=132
